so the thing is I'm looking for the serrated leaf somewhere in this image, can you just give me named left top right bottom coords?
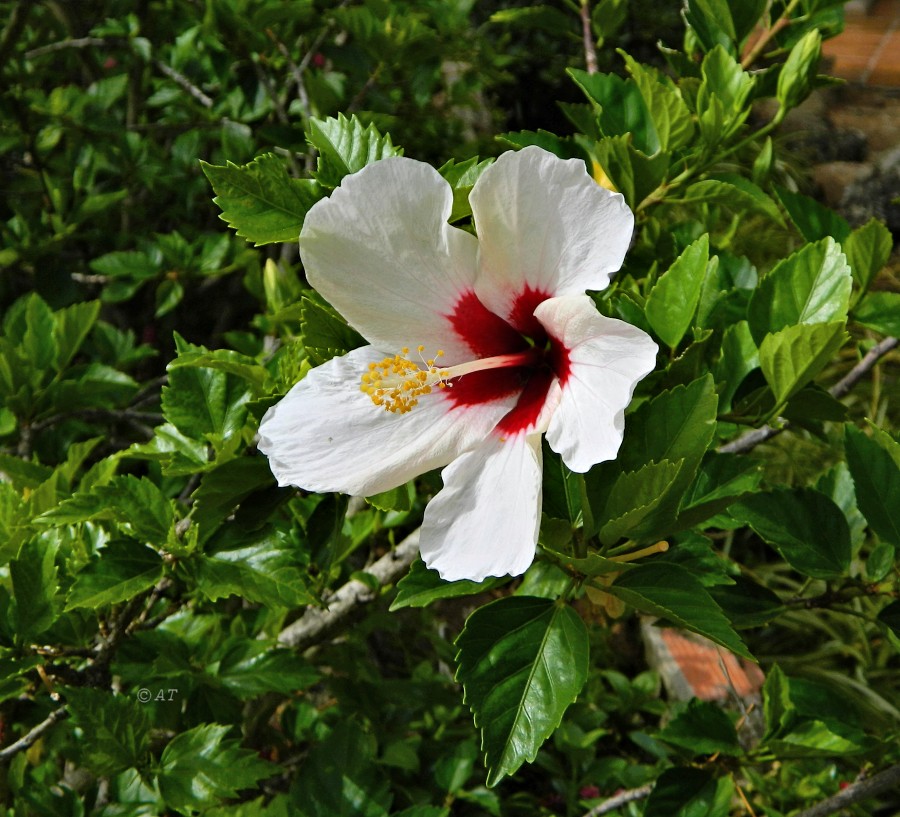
left=621, top=52, right=694, bottom=151
left=215, top=641, right=319, bottom=697
left=684, top=176, right=783, bottom=223
left=102, top=475, right=175, bottom=544
left=438, top=156, right=494, bottom=222
left=65, top=687, right=150, bottom=775
left=201, top=154, right=324, bottom=246
left=54, top=300, right=101, bottom=370
left=163, top=337, right=253, bottom=443
left=10, top=537, right=60, bottom=640
left=158, top=723, right=276, bottom=813
left=306, top=113, right=401, bottom=188
left=774, top=186, right=850, bottom=243
left=731, top=488, right=851, bottom=579
left=645, top=234, right=709, bottom=348
left=23, top=292, right=58, bottom=372
left=455, top=596, right=589, bottom=786
left=644, top=767, right=733, bottom=817
left=845, top=424, right=900, bottom=548
left=844, top=218, right=892, bottom=294
left=658, top=699, right=741, bottom=755
left=191, top=457, right=276, bottom=544
left=593, top=134, right=669, bottom=208
left=193, top=527, right=314, bottom=608
left=300, top=296, right=365, bottom=366
left=748, top=239, right=851, bottom=343
left=758, top=320, right=848, bottom=404
left=365, top=480, right=413, bottom=512
left=66, top=540, right=163, bottom=610
left=676, top=453, right=762, bottom=529
left=598, top=459, right=684, bottom=545
left=697, top=46, right=754, bottom=144
left=853, top=291, right=900, bottom=337
left=168, top=348, right=270, bottom=392
left=606, top=563, right=751, bottom=658
left=390, top=558, right=505, bottom=610
left=683, top=0, right=736, bottom=53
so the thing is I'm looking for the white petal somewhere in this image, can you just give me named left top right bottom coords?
left=299, top=157, right=479, bottom=364
left=535, top=295, right=657, bottom=472
left=470, top=146, right=634, bottom=321
left=419, top=433, right=542, bottom=582
left=258, top=347, right=517, bottom=496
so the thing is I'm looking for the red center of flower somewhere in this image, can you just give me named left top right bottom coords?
left=445, top=287, right=570, bottom=434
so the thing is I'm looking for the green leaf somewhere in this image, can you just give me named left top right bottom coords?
left=854, top=291, right=900, bottom=337
left=193, top=528, right=315, bottom=608
left=158, top=723, right=276, bottom=813
left=877, top=600, right=900, bottom=638
left=593, top=134, right=669, bottom=209
left=390, top=558, right=505, bottom=610
left=201, top=154, right=324, bottom=246
left=697, top=46, right=754, bottom=145
left=168, top=348, right=270, bottom=392
left=598, top=459, right=683, bottom=545
left=683, top=0, right=736, bottom=53
left=54, top=300, right=101, bottom=370
left=66, top=541, right=164, bottom=611
left=644, top=768, right=734, bottom=817
left=23, top=293, right=58, bottom=372
left=365, top=480, right=414, bottom=512
left=621, top=53, right=694, bottom=151
left=658, top=699, right=741, bottom=755
left=10, top=537, right=60, bottom=640
left=845, top=424, right=900, bottom=548
left=163, top=336, right=253, bottom=444
left=774, top=187, right=850, bottom=243
left=606, top=563, right=751, bottom=658
left=683, top=176, right=783, bottom=223
left=758, top=320, right=849, bottom=404
left=306, top=113, right=401, bottom=188
left=714, top=321, right=758, bottom=410
left=748, top=239, right=851, bottom=343
left=568, top=69, right=659, bottom=155
left=844, top=218, right=892, bottom=294
left=542, top=443, right=583, bottom=525
left=214, top=641, right=319, bottom=697
left=676, top=453, right=763, bottom=529
left=709, top=576, right=783, bottom=629
left=65, top=687, right=150, bottom=776
left=102, top=475, right=174, bottom=545
left=300, top=297, right=365, bottom=365
left=731, top=488, right=852, bottom=579
left=455, top=596, right=589, bottom=786
left=645, top=234, right=709, bottom=348
left=438, top=156, right=494, bottom=222
left=776, top=29, right=822, bottom=112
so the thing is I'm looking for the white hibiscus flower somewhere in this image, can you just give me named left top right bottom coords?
left=259, top=146, right=658, bottom=582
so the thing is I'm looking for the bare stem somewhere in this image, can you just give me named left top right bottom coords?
left=581, top=783, right=654, bottom=817
left=580, top=0, right=599, bottom=75
left=793, top=762, right=900, bottom=817
left=718, top=336, right=898, bottom=455
left=0, top=707, right=68, bottom=764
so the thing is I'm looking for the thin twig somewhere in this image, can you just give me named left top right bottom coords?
left=580, top=0, right=598, bottom=75
left=718, top=336, right=898, bottom=455
left=740, top=0, right=801, bottom=69
left=154, top=60, right=214, bottom=108
left=28, top=408, right=164, bottom=435
left=278, top=529, right=420, bottom=650
left=581, top=783, right=653, bottom=817
left=793, top=762, right=900, bottom=817
left=25, top=37, right=107, bottom=59
left=0, top=707, right=68, bottom=764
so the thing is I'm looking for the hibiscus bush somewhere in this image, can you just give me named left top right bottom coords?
left=2, top=0, right=900, bottom=815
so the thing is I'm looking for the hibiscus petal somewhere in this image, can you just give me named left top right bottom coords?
left=258, top=347, right=517, bottom=496
left=470, top=146, right=634, bottom=323
left=299, top=157, right=479, bottom=364
left=419, top=433, right=542, bottom=582
left=535, top=295, right=657, bottom=473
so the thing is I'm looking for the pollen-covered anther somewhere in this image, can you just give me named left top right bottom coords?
left=360, top=347, right=449, bottom=413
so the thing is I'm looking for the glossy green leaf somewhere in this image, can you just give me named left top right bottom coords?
left=697, top=46, right=754, bottom=144
left=658, top=699, right=740, bottom=755
left=714, top=320, right=758, bottom=409
left=214, top=641, right=319, bottom=697
left=748, top=239, right=851, bottom=342
left=854, top=291, right=900, bottom=337
left=593, top=134, right=669, bottom=209
left=300, top=297, right=365, bottom=365
left=844, top=218, right=892, bottom=294
left=774, top=186, right=850, bottom=243
left=644, top=768, right=734, bottom=817
left=65, top=687, right=150, bottom=776
left=10, top=537, right=60, bottom=640
left=201, top=154, right=324, bottom=246
left=683, top=0, right=736, bottom=53
left=193, top=528, right=315, bottom=608
left=676, top=453, right=763, bottom=529
left=158, top=724, right=276, bottom=813
left=307, top=113, right=401, bottom=188
left=455, top=596, right=589, bottom=786
left=845, top=424, right=900, bottom=547
left=621, top=53, right=694, bottom=151
left=683, top=176, right=783, bottom=223
left=758, top=320, right=849, bottom=404
left=391, top=558, right=505, bottom=610
left=645, top=234, right=709, bottom=348
left=598, top=459, right=683, bottom=545
left=439, top=156, right=494, bottom=221
left=731, top=488, right=851, bottom=579
left=606, top=563, right=750, bottom=658
left=66, top=540, right=163, bottom=610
